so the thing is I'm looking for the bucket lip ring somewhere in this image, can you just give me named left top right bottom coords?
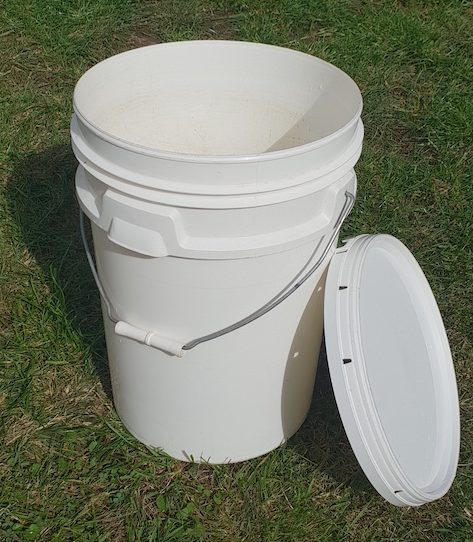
left=73, top=40, right=363, bottom=164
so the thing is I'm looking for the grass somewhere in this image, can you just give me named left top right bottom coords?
left=1, top=0, right=472, bottom=540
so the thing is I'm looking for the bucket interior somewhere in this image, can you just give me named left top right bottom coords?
left=74, top=41, right=362, bottom=156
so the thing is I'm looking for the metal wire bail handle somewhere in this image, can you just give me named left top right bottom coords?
left=79, top=191, right=355, bottom=357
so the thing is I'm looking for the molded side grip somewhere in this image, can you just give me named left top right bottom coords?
left=107, top=217, right=168, bottom=257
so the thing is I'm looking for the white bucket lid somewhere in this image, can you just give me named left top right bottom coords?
left=324, top=234, right=460, bottom=506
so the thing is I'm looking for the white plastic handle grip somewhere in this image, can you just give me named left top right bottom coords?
left=115, top=321, right=184, bottom=358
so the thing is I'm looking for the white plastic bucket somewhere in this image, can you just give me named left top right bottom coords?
left=71, top=40, right=363, bottom=463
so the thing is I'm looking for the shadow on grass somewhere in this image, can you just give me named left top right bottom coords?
left=287, top=340, right=375, bottom=495
left=7, top=144, right=112, bottom=399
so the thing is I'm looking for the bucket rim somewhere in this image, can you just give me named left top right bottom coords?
left=73, top=40, right=363, bottom=164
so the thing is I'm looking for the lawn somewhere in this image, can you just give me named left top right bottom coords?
left=1, top=0, right=472, bottom=540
